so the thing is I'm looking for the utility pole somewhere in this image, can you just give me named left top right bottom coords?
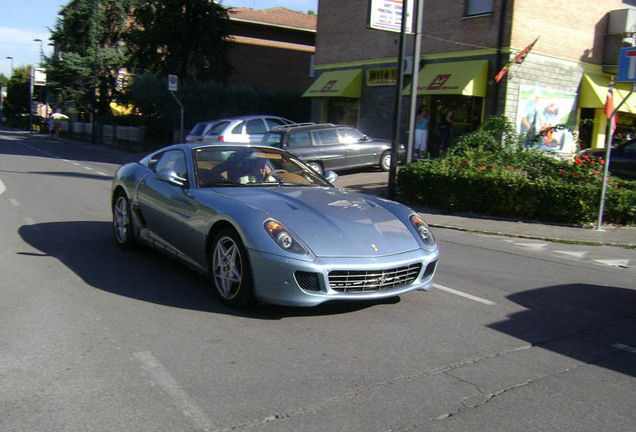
left=387, top=0, right=409, bottom=200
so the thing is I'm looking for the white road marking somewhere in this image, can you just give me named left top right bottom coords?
left=0, top=179, right=5, bottom=195
left=593, top=259, right=630, bottom=268
left=553, top=250, right=588, bottom=259
left=9, top=198, right=20, bottom=207
left=433, top=283, right=496, bottom=305
left=612, top=343, right=636, bottom=354
left=514, top=242, right=548, bottom=251
left=133, top=351, right=215, bottom=430
left=83, top=166, right=93, bottom=171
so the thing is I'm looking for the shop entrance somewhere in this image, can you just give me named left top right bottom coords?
left=428, top=95, right=483, bottom=157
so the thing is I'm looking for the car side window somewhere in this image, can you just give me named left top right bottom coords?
left=338, top=127, right=365, bottom=143
left=156, top=150, right=188, bottom=180
left=623, top=142, right=636, bottom=156
left=312, top=129, right=339, bottom=146
left=231, top=122, right=245, bottom=134
left=246, top=119, right=267, bottom=134
left=264, top=133, right=283, bottom=147
left=205, top=121, right=229, bottom=136
left=265, top=118, right=286, bottom=128
left=288, top=132, right=311, bottom=148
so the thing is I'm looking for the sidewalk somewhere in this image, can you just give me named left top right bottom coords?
left=415, top=207, right=636, bottom=248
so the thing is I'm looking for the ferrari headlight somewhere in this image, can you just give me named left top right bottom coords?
left=264, top=219, right=309, bottom=255
left=409, top=214, right=435, bottom=245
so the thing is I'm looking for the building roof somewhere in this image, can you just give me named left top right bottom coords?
left=228, top=7, right=316, bottom=32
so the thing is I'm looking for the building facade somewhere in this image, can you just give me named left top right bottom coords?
left=305, top=0, right=636, bottom=155
left=226, top=7, right=316, bottom=91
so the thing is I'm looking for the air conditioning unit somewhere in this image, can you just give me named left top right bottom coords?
left=603, top=9, right=636, bottom=73
left=403, top=56, right=414, bottom=75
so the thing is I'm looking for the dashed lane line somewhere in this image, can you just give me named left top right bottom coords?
left=433, top=283, right=496, bottom=305
left=133, top=351, right=215, bottom=431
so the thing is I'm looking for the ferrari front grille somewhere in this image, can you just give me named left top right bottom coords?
left=329, top=264, right=422, bottom=293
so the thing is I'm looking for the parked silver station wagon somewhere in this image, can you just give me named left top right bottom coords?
left=262, top=123, right=405, bottom=175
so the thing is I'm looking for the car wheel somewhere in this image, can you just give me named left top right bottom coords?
left=380, top=151, right=391, bottom=171
left=112, top=191, right=136, bottom=249
left=210, top=229, right=254, bottom=307
left=307, top=161, right=323, bottom=175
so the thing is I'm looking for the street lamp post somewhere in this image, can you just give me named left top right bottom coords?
left=33, top=38, right=44, bottom=66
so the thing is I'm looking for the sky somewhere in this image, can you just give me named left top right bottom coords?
left=0, top=0, right=318, bottom=79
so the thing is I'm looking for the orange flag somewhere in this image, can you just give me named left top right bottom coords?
left=495, top=37, right=540, bottom=83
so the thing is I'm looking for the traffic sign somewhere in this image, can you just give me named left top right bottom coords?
left=168, top=74, right=178, bottom=91
left=617, top=47, right=636, bottom=82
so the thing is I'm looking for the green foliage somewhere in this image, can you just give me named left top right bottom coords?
left=3, top=66, right=34, bottom=124
left=125, top=0, right=232, bottom=82
left=398, top=116, right=636, bottom=225
left=47, top=0, right=135, bottom=115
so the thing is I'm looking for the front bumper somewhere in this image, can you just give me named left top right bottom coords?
left=248, top=247, right=439, bottom=307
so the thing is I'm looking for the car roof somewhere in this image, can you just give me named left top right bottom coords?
left=268, top=123, right=336, bottom=133
left=195, top=115, right=291, bottom=125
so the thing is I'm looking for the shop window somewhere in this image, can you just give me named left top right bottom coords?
left=325, top=98, right=360, bottom=127
left=465, top=0, right=493, bottom=16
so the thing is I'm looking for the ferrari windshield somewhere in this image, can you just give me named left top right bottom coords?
left=194, top=146, right=332, bottom=188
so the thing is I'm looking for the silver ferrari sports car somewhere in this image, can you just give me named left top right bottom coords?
left=111, top=144, right=439, bottom=307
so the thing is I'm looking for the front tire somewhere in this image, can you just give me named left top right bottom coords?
left=380, top=151, right=391, bottom=171
left=210, top=229, right=254, bottom=307
left=112, top=191, right=136, bottom=249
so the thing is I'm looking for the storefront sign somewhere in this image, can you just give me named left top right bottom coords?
left=367, top=68, right=397, bottom=86
left=424, top=74, right=459, bottom=91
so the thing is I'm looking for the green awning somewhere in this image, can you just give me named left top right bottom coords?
left=303, top=69, right=362, bottom=98
left=404, top=60, right=489, bottom=97
left=580, top=73, right=636, bottom=114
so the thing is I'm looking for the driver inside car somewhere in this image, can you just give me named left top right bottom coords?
left=237, top=158, right=275, bottom=184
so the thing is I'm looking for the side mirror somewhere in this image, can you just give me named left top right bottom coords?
left=324, top=170, right=339, bottom=183
left=156, top=167, right=188, bottom=187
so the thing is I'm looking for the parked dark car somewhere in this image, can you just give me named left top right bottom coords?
left=262, top=123, right=404, bottom=175
left=579, top=139, right=636, bottom=180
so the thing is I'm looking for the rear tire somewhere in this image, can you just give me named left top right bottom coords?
left=209, top=229, right=254, bottom=307
left=112, top=191, right=137, bottom=249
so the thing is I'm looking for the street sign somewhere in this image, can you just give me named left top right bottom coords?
left=33, top=67, right=46, bottom=86
left=368, top=0, right=414, bottom=33
left=617, top=47, right=636, bottom=82
left=168, top=74, right=178, bottom=92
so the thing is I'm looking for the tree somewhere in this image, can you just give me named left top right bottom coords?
left=3, top=66, right=33, bottom=126
left=47, top=0, right=135, bottom=117
left=126, top=0, right=232, bottom=83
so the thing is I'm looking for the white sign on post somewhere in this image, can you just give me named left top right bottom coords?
left=33, top=68, right=47, bottom=86
left=168, top=74, right=178, bottom=92
left=368, top=0, right=414, bottom=33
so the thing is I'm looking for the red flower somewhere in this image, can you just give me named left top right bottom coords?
left=559, top=169, right=566, bottom=175
left=514, top=168, right=520, bottom=172
left=593, top=170, right=600, bottom=174
left=506, top=165, right=511, bottom=169
left=599, top=158, right=605, bottom=165
left=574, top=158, right=584, bottom=165
left=476, top=167, right=483, bottom=171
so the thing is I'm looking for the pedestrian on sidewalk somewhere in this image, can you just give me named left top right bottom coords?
left=414, top=105, right=429, bottom=159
